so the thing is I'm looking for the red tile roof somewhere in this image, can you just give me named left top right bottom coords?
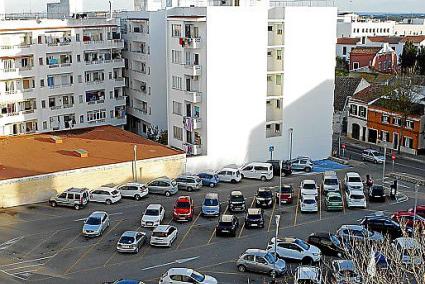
left=401, top=35, right=425, bottom=43
left=337, top=37, right=361, bottom=45
left=350, top=46, right=382, bottom=55
left=351, top=85, right=385, bottom=103
left=367, top=36, right=402, bottom=44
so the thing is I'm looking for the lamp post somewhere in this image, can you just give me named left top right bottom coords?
left=133, top=145, right=137, bottom=182
left=289, top=128, right=294, bottom=160
left=413, top=183, right=419, bottom=235
left=279, top=160, right=282, bottom=208
left=272, top=215, right=281, bottom=282
left=381, top=142, right=388, bottom=184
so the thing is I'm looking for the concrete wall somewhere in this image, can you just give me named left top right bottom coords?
left=0, top=154, right=185, bottom=208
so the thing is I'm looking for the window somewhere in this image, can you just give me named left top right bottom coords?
left=87, top=109, right=106, bottom=122
left=349, top=104, right=358, bottom=116
left=343, top=46, right=347, bottom=55
left=276, top=100, right=281, bottom=109
left=277, top=25, right=283, bottom=35
left=39, top=57, right=43, bottom=65
left=77, top=55, right=81, bottom=62
left=268, top=26, right=273, bottom=32
left=173, top=126, right=183, bottom=141
left=406, top=120, right=414, bottom=129
left=276, top=49, right=282, bottom=60
left=393, top=117, right=401, bottom=126
left=41, top=100, right=46, bottom=108
left=267, top=75, right=272, bottom=82
left=171, top=24, right=181, bottom=37
left=171, top=50, right=181, bottom=64
left=358, top=106, right=366, bottom=117
left=381, top=115, right=389, bottom=123
left=353, top=62, right=360, bottom=69
left=43, top=121, right=47, bottom=130
left=80, top=115, right=84, bottom=123
left=40, top=79, right=45, bottom=87
left=172, top=76, right=182, bottom=90
left=403, top=137, right=413, bottom=148
left=173, top=101, right=182, bottom=115
left=275, top=74, right=282, bottom=85
left=267, top=51, right=272, bottom=57
left=380, top=131, right=389, bottom=142
left=275, top=124, right=280, bottom=132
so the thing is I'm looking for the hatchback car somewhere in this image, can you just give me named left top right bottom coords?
left=325, top=192, right=343, bottom=211
left=116, top=182, right=148, bottom=200
left=49, top=187, right=89, bottom=210
left=307, top=232, right=344, bottom=257
left=141, top=204, right=165, bottom=228
left=294, top=266, right=322, bottom=284
left=345, top=189, right=367, bottom=209
left=146, top=177, right=178, bottom=197
left=255, top=187, right=274, bottom=208
left=173, top=196, right=194, bottom=222
left=82, top=211, right=110, bottom=237
left=150, top=225, right=178, bottom=247
left=331, top=260, right=362, bottom=284
left=336, top=224, right=384, bottom=243
left=344, top=172, right=364, bottom=192
left=276, top=184, right=294, bottom=204
left=267, top=237, right=321, bottom=263
left=300, top=180, right=318, bottom=196
left=300, top=194, right=318, bottom=213
left=216, top=214, right=239, bottom=237
left=159, top=268, right=217, bottom=284
left=362, top=149, right=385, bottom=164
left=322, top=171, right=340, bottom=194
left=368, top=185, right=386, bottom=202
left=290, top=157, right=313, bottom=172
left=216, top=167, right=242, bottom=183
left=197, top=173, right=220, bottom=188
left=201, top=193, right=220, bottom=217
left=245, top=208, right=265, bottom=229
left=90, top=187, right=121, bottom=205
left=116, top=231, right=146, bottom=254
left=359, top=215, right=402, bottom=239
left=267, top=160, right=292, bottom=176
left=240, top=162, right=273, bottom=181
left=228, top=191, right=246, bottom=212
left=175, top=175, right=202, bottom=192
left=392, top=237, right=423, bottom=266
left=237, top=249, right=286, bottom=276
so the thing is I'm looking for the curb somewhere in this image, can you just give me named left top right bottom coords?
left=328, top=156, right=350, bottom=165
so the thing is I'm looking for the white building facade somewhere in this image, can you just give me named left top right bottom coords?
left=337, top=13, right=395, bottom=38
left=0, top=15, right=126, bottom=135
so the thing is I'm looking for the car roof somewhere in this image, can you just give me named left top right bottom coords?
left=272, top=237, right=297, bottom=244
left=327, top=192, right=341, bottom=197
left=176, top=196, right=191, bottom=202
left=205, top=193, right=218, bottom=199
left=167, top=268, right=193, bottom=276
left=296, top=266, right=320, bottom=279
left=121, top=231, right=141, bottom=237
left=302, top=179, right=316, bottom=184
left=66, top=187, right=88, bottom=193
left=244, top=162, right=271, bottom=167
left=324, top=171, right=337, bottom=176
left=122, top=182, right=145, bottom=187
left=146, top=204, right=162, bottom=210
left=220, top=214, right=234, bottom=222
left=247, top=208, right=262, bottom=215
left=89, top=211, right=107, bottom=218
left=340, top=224, right=363, bottom=230
left=334, top=259, right=355, bottom=271
left=364, top=148, right=379, bottom=153
left=153, top=225, right=173, bottom=232
left=302, top=194, right=316, bottom=200
left=178, top=174, right=199, bottom=179
left=244, top=249, right=267, bottom=256
left=394, top=237, right=420, bottom=249
left=231, top=190, right=243, bottom=196
left=310, top=232, right=331, bottom=238
left=346, top=172, right=361, bottom=177
left=93, top=186, right=116, bottom=192
left=258, top=187, right=272, bottom=192
left=151, top=176, right=172, bottom=182
left=221, top=167, right=238, bottom=171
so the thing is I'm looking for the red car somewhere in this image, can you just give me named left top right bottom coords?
left=408, top=205, right=425, bottom=218
left=276, top=185, right=294, bottom=204
left=173, top=196, right=194, bottom=221
left=391, top=211, right=425, bottom=231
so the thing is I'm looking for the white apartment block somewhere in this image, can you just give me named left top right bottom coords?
left=0, top=14, right=126, bottom=136
left=337, top=13, right=395, bottom=38
left=395, top=18, right=425, bottom=36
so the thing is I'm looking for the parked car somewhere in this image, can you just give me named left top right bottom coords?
left=201, top=193, right=220, bottom=217
left=146, top=177, right=178, bottom=197
left=245, top=208, right=265, bottom=229
left=240, top=162, right=273, bottom=181
left=216, top=167, right=241, bottom=183
left=322, top=171, right=340, bottom=194
left=408, top=205, right=425, bottom=218
left=49, top=187, right=89, bottom=210
left=300, top=180, right=318, bottom=196
left=175, top=175, right=202, bottom=192
left=345, top=189, right=367, bottom=209
left=149, top=225, right=178, bottom=247
left=300, top=194, right=318, bottom=213
left=359, top=214, right=402, bottom=239
left=368, top=185, right=386, bottom=202
left=82, top=211, right=110, bottom=237
left=294, top=266, right=322, bottom=284
left=290, top=157, right=313, bottom=172
left=392, top=237, right=423, bottom=266
left=173, top=196, right=194, bottom=222
left=336, top=224, right=384, bottom=243
left=197, top=173, right=220, bottom=188
left=325, top=192, right=343, bottom=211
left=90, top=187, right=121, bottom=205
left=276, top=184, right=294, bottom=204
left=216, top=214, right=239, bottom=237
left=362, top=149, right=385, bottom=164
left=116, top=231, right=146, bottom=254
left=391, top=211, right=425, bottom=233
left=331, top=260, right=362, bottom=284
left=267, top=237, right=321, bottom=263
left=141, top=204, right=165, bottom=228
left=228, top=191, right=246, bottom=212
left=116, top=182, right=148, bottom=200
left=159, top=268, right=217, bottom=284
left=307, top=232, right=345, bottom=257
left=236, top=249, right=286, bottom=276
left=344, top=172, right=364, bottom=192
left=255, top=187, right=274, bottom=208
left=267, top=159, right=292, bottom=176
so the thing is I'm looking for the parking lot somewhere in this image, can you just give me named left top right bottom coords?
left=0, top=158, right=424, bottom=284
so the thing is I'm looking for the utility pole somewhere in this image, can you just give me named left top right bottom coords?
left=289, top=128, right=294, bottom=160
left=134, top=144, right=137, bottom=182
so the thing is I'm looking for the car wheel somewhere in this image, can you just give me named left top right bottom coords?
left=261, top=176, right=267, bottom=182
left=231, top=179, right=236, bottom=184
left=50, top=201, right=57, bottom=207
left=305, top=167, right=312, bottom=173
left=187, top=187, right=193, bottom=192
left=74, top=204, right=80, bottom=210
left=240, top=174, right=244, bottom=179
left=134, top=194, right=141, bottom=201
left=302, top=257, right=313, bottom=265
left=238, top=265, right=247, bottom=272
left=374, top=160, right=378, bottom=164
left=105, top=199, right=112, bottom=205
left=135, top=247, right=139, bottom=254
left=209, top=183, right=215, bottom=188
left=165, top=191, right=171, bottom=197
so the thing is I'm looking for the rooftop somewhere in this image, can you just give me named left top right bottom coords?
left=350, top=46, right=382, bottom=55
left=351, top=85, right=385, bottom=103
left=334, top=77, right=364, bottom=111
left=367, top=36, right=402, bottom=44
left=337, top=37, right=360, bottom=45
left=0, top=126, right=183, bottom=181
left=370, top=98, right=425, bottom=116
left=400, top=35, right=425, bottom=43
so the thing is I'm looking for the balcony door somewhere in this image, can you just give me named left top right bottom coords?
left=186, top=104, right=192, bottom=117
left=186, top=78, right=191, bottom=92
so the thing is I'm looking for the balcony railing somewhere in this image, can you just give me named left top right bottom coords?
left=184, top=64, right=201, bottom=76
left=180, top=37, right=201, bottom=49
left=183, top=143, right=202, bottom=156
left=0, top=43, right=32, bottom=50
left=184, top=90, right=202, bottom=103
left=183, top=116, right=202, bottom=131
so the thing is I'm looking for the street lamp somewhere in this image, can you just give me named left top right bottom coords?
left=279, top=160, right=282, bottom=208
left=413, top=183, right=419, bottom=235
left=289, top=128, right=294, bottom=160
left=381, top=142, right=388, bottom=184
left=273, top=215, right=281, bottom=281
left=133, top=144, right=137, bottom=181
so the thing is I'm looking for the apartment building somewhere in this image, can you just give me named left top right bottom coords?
left=0, top=14, right=126, bottom=136
left=337, top=13, right=395, bottom=39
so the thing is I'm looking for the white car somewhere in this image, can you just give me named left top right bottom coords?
left=159, top=268, right=217, bottom=284
left=216, top=167, right=242, bottom=183
left=116, top=182, right=148, bottom=200
left=295, top=266, right=322, bottom=284
left=240, top=162, right=273, bottom=181
left=300, top=194, right=318, bottom=213
left=392, top=237, right=423, bottom=266
left=141, top=204, right=165, bottom=227
left=89, top=187, right=121, bottom=205
left=300, top=180, right=318, bottom=196
left=267, top=237, right=321, bottom=263
left=345, top=189, right=367, bottom=209
left=344, top=172, right=364, bottom=192
left=150, top=225, right=178, bottom=247
left=362, top=149, right=385, bottom=164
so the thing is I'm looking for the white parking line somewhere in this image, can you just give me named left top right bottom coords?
left=0, top=255, right=55, bottom=268
left=74, top=212, right=123, bottom=221
left=4, top=263, right=45, bottom=272
left=0, top=236, right=24, bottom=251
left=0, top=269, right=26, bottom=281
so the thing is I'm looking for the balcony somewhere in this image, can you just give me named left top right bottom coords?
left=183, top=116, right=202, bottom=131
left=0, top=66, right=34, bottom=80
left=184, top=65, right=201, bottom=76
left=184, top=90, right=202, bottom=103
left=183, top=143, right=202, bottom=156
left=0, top=43, right=33, bottom=57
left=181, top=37, right=201, bottom=49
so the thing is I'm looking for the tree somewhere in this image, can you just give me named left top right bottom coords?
left=400, top=41, right=418, bottom=74
left=416, top=46, right=425, bottom=75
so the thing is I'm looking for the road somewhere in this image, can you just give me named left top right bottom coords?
left=0, top=159, right=423, bottom=284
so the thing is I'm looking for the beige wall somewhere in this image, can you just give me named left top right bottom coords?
left=0, top=154, right=186, bottom=208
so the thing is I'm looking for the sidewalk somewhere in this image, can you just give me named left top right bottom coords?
left=333, top=135, right=425, bottom=165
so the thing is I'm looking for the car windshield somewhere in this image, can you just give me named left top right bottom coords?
left=145, top=209, right=159, bottom=216
left=191, top=271, right=205, bottom=282
left=280, top=187, right=292, bottom=193
left=204, top=199, right=219, bottom=206
left=372, top=186, right=384, bottom=193
left=219, top=221, right=232, bottom=226
left=348, top=177, right=361, bottom=182
left=258, top=191, right=272, bottom=198
left=119, top=236, right=135, bottom=244
left=86, top=217, right=101, bottom=225
left=295, top=239, right=310, bottom=250
left=303, top=183, right=316, bottom=189
left=264, top=252, right=277, bottom=264
left=303, top=199, right=316, bottom=204
left=371, top=151, right=380, bottom=156
left=152, top=231, right=167, bottom=238
left=329, top=196, right=342, bottom=202
left=248, top=214, right=262, bottom=219
left=351, top=195, right=364, bottom=200
left=330, top=234, right=341, bottom=246
left=324, top=178, right=338, bottom=185
left=177, top=202, right=190, bottom=208
left=231, top=195, right=244, bottom=202
left=111, top=190, right=119, bottom=195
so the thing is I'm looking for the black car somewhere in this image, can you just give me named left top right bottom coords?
left=228, top=191, right=246, bottom=212
left=368, top=185, right=386, bottom=202
left=216, top=214, right=239, bottom=237
left=244, top=208, right=265, bottom=229
left=359, top=215, right=402, bottom=239
left=267, top=160, right=292, bottom=176
left=255, top=187, right=274, bottom=208
left=307, top=232, right=345, bottom=257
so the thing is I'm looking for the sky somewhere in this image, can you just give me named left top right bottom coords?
left=2, top=0, right=425, bottom=13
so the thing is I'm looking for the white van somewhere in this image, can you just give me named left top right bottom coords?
left=216, top=167, right=242, bottom=183
left=240, top=162, right=273, bottom=181
left=322, top=171, right=340, bottom=194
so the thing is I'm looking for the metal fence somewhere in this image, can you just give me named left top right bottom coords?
left=270, top=0, right=335, bottom=7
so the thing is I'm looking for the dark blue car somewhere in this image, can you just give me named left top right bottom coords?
left=198, top=173, right=220, bottom=188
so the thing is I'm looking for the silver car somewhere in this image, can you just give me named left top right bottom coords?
left=237, top=249, right=286, bottom=276
left=82, top=211, right=110, bottom=237
left=116, top=231, right=146, bottom=253
left=331, top=259, right=362, bottom=284
left=337, top=224, right=383, bottom=243
left=175, top=175, right=203, bottom=192
left=362, top=149, right=385, bottom=164
left=146, top=177, right=178, bottom=197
